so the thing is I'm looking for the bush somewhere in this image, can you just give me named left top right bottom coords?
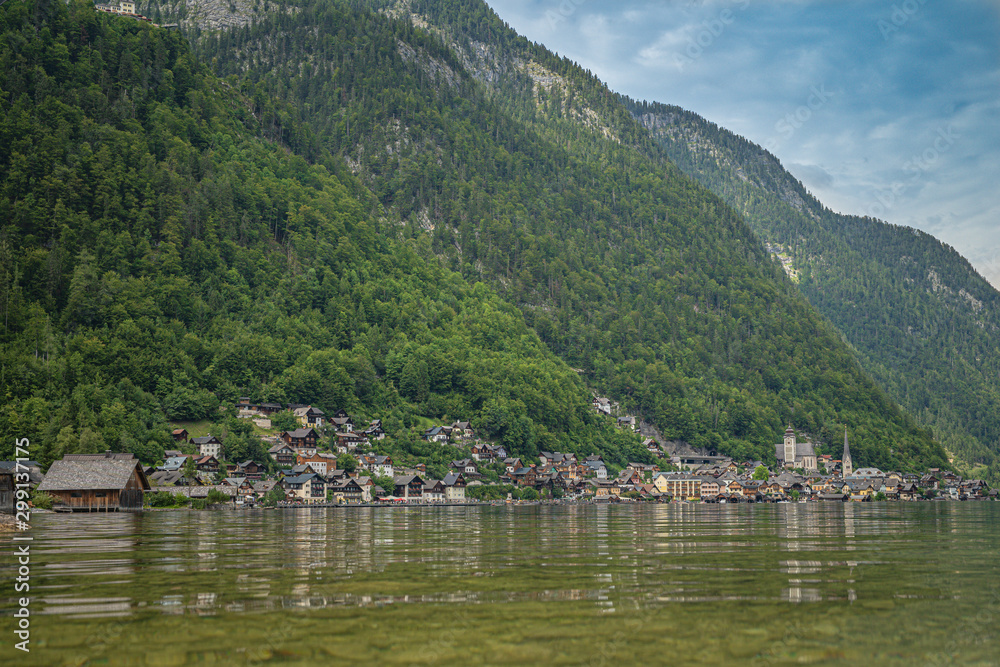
left=373, top=475, right=396, bottom=496
left=262, top=487, right=285, bottom=507
left=30, top=490, right=55, bottom=510
left=147, top=491, right=191, bottom=508
left=206, top=489, right=230, bottom=505
left=515, top=488, right=538, bottom=501
left=271, top=411, right=299, bottom=432
left=467, top=484, right=517, bottom=501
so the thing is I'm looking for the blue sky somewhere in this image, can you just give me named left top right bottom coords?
left=484, top=0, right=1000, bottom=287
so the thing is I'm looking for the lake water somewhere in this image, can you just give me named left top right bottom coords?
left=2, top=503, right=999, bottom=665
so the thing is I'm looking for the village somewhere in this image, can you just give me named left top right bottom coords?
left=2, top=396, right=995, bottom=515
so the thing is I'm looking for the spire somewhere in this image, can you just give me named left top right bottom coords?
left=842, top=427, right=853, bottom=477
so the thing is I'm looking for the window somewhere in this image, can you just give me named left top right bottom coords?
left=71, top=492, right=82, bottom=498
left=95, top=492, right=106, bottom=498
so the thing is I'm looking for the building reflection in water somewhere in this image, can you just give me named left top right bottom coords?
left=8, top=503, right=934, bottom=620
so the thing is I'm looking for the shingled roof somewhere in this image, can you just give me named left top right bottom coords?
left=38, top=453, right=150, bottom=492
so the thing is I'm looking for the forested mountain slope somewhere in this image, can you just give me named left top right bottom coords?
left=0, top=0, right=650, bottom=468
left=133, top=0, right=954, bottom=469
left=627, top=99, right=1000, bottom=481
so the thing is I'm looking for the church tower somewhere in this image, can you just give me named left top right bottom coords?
left=783, top=426, right=796, bottom=468
left=842, top=428, right=853, bottom=477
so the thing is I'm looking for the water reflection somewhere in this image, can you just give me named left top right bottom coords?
left=1, top=504, right=996, bottom=623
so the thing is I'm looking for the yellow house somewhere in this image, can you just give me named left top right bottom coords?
left=121, top=1, right=135, bottom=13
left=652, top=474, right=669, bottom=493
left=653, top=474, right=701, bottom=500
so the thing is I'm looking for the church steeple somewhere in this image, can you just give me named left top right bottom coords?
left=842, top=427, right=853, bottom=477
left=783, top=426, right=796, bottom=468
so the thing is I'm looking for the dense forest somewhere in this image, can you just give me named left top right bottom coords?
left=628, top=99, right=1000, bottom=482
left=0, top=0, right=650, bottom=469
left=133, top=0, right=948, bottom=468
left=0, top=0, right=952, bottom=472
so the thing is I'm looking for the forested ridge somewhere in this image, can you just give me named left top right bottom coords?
left=628, top=99, right=1000, bottom=482
left=132, top=0, right=948, bottom=468
left=0, top=0, right=949, bottom=471
left=0, top=0, right=651, bottom=469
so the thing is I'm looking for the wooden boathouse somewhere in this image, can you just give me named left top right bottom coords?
left=0, top=469, right=14, bottom=515
left=37, top=452, right=150, bottom=512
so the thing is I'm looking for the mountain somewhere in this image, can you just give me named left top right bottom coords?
left=0, top=0, right=650, bottom=470
left=119, top=0, right=951, bottom=470
left=627, top=99, right=1000, bottom=482
left=0, top=0, right=956, bottom=473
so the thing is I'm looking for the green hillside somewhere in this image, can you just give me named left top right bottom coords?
left=129, top=0, right=952, bottom=469
left=0, top=0, right=650, bottom=468
left=628, top=99, right=1000, bottom=482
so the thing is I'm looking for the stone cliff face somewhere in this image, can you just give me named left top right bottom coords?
left=141, top=0, right=269, bottom=31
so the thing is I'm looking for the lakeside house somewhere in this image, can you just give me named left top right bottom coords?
left=37, top=452, right=150, bottom=512
left=393, top=475, right=427, bottom=499
left=0, top=460, right=43, bottom=490
left=0, top=470, right=14, bottom=515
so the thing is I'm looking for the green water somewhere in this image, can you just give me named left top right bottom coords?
left=2, top=503, right=999, bottom=665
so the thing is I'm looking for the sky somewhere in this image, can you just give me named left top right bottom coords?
left=483, top=0, right=1000, bottom=288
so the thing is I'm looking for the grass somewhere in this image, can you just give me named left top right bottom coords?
left=412, top=415, right=440, bottom=430
left=169, top=420, right=218, bottom=439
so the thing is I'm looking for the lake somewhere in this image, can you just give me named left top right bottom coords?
left=2, top=502, right=999, bottom=665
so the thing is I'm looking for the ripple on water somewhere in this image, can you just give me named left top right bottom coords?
left=1, top=503, right=998, bottom=665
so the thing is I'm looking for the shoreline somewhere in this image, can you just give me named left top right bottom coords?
left=29, top=495, right=997, bottom=516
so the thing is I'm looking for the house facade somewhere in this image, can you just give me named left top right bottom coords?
left=283, top=473, right=327, bottom=503
left=192, top=436, right=222, bottom=459
left=37, top=453, right=150, bottom=511
left=443, top=472, right=466, bottom=501
left=294, top=406, right=326, bottom=428
left=653, top=474, right=702, bottom=500
left=268, top=443, right=297, bottom=467
left=281, top=428, right=319, bottom=448
left=393, top=475, right=426, bottom=499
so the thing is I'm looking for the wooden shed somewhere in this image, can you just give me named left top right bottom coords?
left=37, top=452, right=150, bottom=512
left=0, top=470, right=14, bottom=515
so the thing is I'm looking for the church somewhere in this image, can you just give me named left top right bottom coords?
left=842, top=428, right=853, bottom=477
left=774, top=426, right=817, bottom=470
